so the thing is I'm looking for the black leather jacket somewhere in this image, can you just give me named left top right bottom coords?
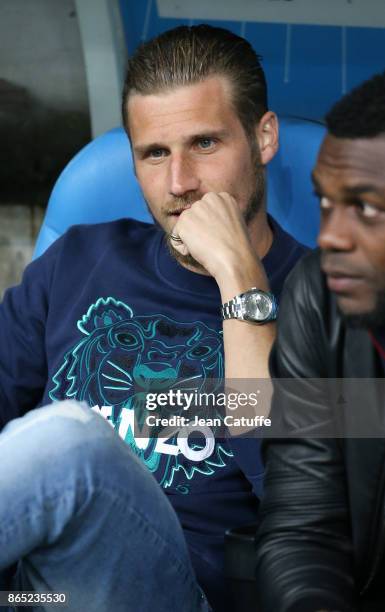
left=255, top=250, right=385, bottom=612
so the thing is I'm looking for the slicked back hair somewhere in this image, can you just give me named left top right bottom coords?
left=325, top=71, right=385, bottom=139
left=122, top=24, right=268, bottom=143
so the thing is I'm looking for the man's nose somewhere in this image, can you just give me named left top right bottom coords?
left=317, top=206, right=355, bottom=252
left=169, top=153, right=200, bottom=196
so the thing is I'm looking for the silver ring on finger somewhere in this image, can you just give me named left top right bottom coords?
left=170, top=233, right=183, bottom=243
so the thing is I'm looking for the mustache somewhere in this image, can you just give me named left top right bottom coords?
left=162, top=193, right=204, bottom=215
left=321, top=254, right=362, bottom=277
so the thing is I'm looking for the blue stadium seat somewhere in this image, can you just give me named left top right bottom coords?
left=268, top=117, right=325, bottom=247
left=33, top=118, right=325, bottom=258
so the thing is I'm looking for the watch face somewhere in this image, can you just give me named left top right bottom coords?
left=244, top=292, right=273, bottom=321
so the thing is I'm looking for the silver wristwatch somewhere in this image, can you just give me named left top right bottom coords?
left=221, top=287, right=278, bottom=323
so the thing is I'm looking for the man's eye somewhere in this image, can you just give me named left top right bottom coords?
left=197, top=138, right=216, bottom=150
left=149, top=149, right=166, bottom=159
left=359, top=202, right=380, bottom=218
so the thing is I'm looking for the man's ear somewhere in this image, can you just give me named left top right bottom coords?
left=129, top=143, right=138, bottom=177
left=255, top=111, right=279, bottom=165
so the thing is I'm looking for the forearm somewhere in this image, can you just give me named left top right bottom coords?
left=218, top=253, right=275, bottom=380
left=216, top=254, right=274, bottom=431
left=222, top=318, right=275, bottom=380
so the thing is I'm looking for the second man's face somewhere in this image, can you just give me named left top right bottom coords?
left=314, top=133, right=385, bottom=327
left=126, top=76, right=267, bottom=237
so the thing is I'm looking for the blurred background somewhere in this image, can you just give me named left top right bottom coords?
left=1, top=0, right=384, bottom=296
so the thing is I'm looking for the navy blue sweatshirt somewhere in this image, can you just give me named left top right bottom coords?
left=0, top=218, right=307, bottom=611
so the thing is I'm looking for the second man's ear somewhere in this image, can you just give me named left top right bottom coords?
left=255, top=112, right=279, bottom=165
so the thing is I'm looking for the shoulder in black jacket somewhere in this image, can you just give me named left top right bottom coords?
left=255, top=249, right=385, bottom=612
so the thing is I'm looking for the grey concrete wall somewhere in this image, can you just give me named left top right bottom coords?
left=0, top=0, right=91, bottom=206
left=0, top=0, right=89, bottom=112
left=0, top=206, right=44, bottom=299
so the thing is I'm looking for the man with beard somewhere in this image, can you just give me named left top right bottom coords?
left=0, top=25, right=306, bottom=611
left=255, top=72, right=385, bottom=612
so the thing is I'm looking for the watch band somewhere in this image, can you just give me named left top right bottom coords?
left=221, top=296, right=246, bottom=320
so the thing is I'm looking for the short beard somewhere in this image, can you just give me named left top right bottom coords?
left=341, top=290, right=385, bottom=330
left=243, top=139, right=265, bottom=226
left=165, top=153, right=266, bottom=272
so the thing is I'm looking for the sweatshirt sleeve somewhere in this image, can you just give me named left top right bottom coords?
left=0, top=249, right=55, bottom=429
left=254, top=253, right=357, bottom=612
